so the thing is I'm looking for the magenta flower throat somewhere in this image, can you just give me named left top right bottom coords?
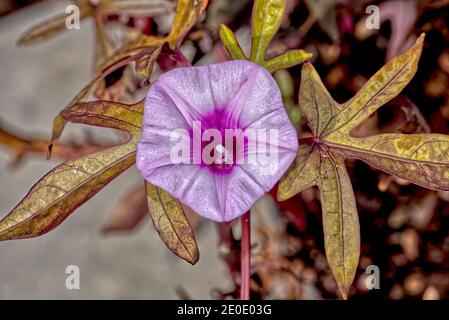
left=136, top=60, right=298, bottom=222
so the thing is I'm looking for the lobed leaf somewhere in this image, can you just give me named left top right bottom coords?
left=145, top=182, right=199, bottom=265
left=299, top=62, right=340, bottom=137
left=100, top=0, right=201, bottom=72
left=332, top=134, right=449, bottom=191
left=278, top=35, right=431, bottom=298
left=89, top=0, right=202, bottom=93
left=60, top=100, right=143, bottom=133
left=277, top=144, right=319, bottom=200
left=328, top=34, right=425, bottom=137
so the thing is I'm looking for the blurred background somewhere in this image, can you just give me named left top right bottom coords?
left=1, top=0, right=449, bottom=300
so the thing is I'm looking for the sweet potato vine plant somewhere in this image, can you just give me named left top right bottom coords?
left=1, top=0, right=448, bottom=300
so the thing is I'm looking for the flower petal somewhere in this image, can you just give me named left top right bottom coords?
left=140, top=163, right=225, bottom=221
left=225, top=63, right=286, bottom=129
left=137, top=60, right=299, bottom=222
left=219, top=167, right=266, bottom=221
left=156, top=60, right=260, bottom=122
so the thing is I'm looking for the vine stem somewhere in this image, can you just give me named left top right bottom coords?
left=173, top=50, right=192, bottom=67
left=240, top=211, right=251, bottom=300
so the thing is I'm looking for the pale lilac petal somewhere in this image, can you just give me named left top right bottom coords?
left=244, top=107, right=299, bottom=153
left=226, top=64, right=285, bottom=129
left=143, top=82, right=190, bottom=130
left=141, top=163, right=224, bottom=221
left=137, top=83, right=191, bottom=177
left=155, top=60, right=258, bottom=120
left=137, top=60, right=299, bottom=222
left=219, top=167, right=266, bottom=221
left=136, top=130, right=180, bottom=177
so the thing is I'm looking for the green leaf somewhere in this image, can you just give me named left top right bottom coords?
left=0, top=100, right=143, bottom=240
left=277, top=144, right=319, bottom=200
left=331, top=134, right=449, bottom=191
left=48, top=45, right=159, bottom=153
left=219, top=0, right=312, bottom=72
left=166, top=0, right=201, bottom=50
left=327, top=34, right=425, bottom=136
left=99, top=0, right=202, bottom=74
left=250, top=0, right=285, bottom=64
left=318, top=151, right=360, bottom=299
left=265, top=50, right=313, bottom=73
left=145, top=182, right=199, bottom=265
left=219, top=24, right=245, bottom=60
left=278, top=34, right=432, bottom=298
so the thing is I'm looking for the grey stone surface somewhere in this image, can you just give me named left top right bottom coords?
left=0, top=1, right=231, bottom=299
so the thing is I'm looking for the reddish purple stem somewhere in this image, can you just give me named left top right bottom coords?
left=173, top=50, right=192, bottom=67
left=240, top=211, right=251, bottom=300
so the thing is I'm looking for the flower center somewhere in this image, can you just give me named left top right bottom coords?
left=192, top=109, right=246, bottom=174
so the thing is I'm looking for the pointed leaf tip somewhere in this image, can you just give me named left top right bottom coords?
left=146, top=182, right=199, bottom=265
left=219, top=24, right=246, bottom=60
left=279, top=32, right=438, bottom=298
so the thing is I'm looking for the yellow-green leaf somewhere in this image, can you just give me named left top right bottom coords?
left=299, top=62, right=340, bottom=137
left=0, top=99, right=142, bottom=240
left=278, top=35, right=432, bottom=298
left=265, top=50, right=313, bottom=73
left=250, top=0, right=285, bottom=63
left=61, top=100, right=143, bottom=132
left=166, top=0, right=200, bottom=50
left=332, top=134, right=449, bottom=191
left=318, top=151, right=360, bottom=299
left=49, top=44, right=157, bottom=152
left=49, top=75, right=104, bottom=150
left=95, top=0, right=202, bottom=84
left=328, top=34, right=425, bottom=137
left=0, top=143, right=136, bottom=240
left=145, top=182, right=199, bottom=264
left=277, top=144, right=319, bottom=200
left=219, top=24, right=245, bottom=60
left=219, top=0, right=311, bottom=72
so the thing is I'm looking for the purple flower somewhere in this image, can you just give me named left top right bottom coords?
left=136, top=60, right=298, bottom=222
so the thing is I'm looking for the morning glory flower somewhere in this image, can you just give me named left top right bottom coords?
left=136, top=60, right=298, bottom=222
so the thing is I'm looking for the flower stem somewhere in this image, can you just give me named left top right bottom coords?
left=240, top=211, right=251, bottom=300
left=173, top=50, right=192, bottom=67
